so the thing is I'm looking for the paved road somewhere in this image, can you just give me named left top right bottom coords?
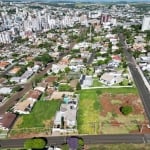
left=0, top=134, right=148, bottom=148
left=119, top=34, right=150, bottom=122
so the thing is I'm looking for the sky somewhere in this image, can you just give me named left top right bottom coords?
left=33, top=0, right=150, bottom=1
left=39, top=0, right=150, bottom=1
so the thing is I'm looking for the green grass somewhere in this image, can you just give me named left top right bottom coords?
left=59, top=84, right=73, bottom=91
left=92, top=79, right=103, bottom=87
left=77, top=90, right=101, bottom=134
left=82, top=87, right=138, bottom=95
left=88, top=144, right=150, bottom=150
left=111, top=99, right=122, bottom=105
left=113, top=78, right=133, bottom=86
left=18, top=100, right=60, bottom=128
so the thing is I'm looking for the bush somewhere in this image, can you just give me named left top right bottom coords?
left=76, top=82, right=81, bottom=90
left=24, top=138, right=46, bottom=149
left=120, top=106, right=133, bottom=115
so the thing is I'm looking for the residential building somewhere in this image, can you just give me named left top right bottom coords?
left=0, top=113, right=17, bottom=130
left=142, top=15, right=150, bottom=31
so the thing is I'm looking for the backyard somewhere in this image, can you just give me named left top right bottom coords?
left=77, top=88, right=149, bottom=134
left=9, top=100, right=61, bottom=138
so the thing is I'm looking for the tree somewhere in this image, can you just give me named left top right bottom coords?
left=13, top=85, right=22, bottom=92
left=120, top=106, right=133, bottom=115
left=133, top=50, right=141, bottom=58
left=65, top=67, right=70, bottom=74
left=24, top=138, right=46, bottom=149
left=145, top=30, right=150, bottom=43
left=34, top=75, right=44, bottom=86
left=76, top=82, right=81, bottom=90
left=35, top=53, right=53, bottom=65
left=78, top=138, right=84, bottom=150
left=83, top=58, right=87, bottom=63
left=27, top=61, right=34, bottom=67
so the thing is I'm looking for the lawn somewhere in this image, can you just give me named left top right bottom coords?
left=14, top=100, right=60, bottom=128
left=92, top=78, right=103, bottom=87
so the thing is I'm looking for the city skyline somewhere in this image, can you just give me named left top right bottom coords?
left=1, top=0, right=150, bottom=2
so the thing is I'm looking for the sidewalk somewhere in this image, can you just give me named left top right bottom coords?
left=82, top=85, right=134, bottom=90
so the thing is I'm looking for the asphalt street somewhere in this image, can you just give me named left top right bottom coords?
left=119, top=34, right=150, bottom=122
left=0, top=134, right=148, bottom=148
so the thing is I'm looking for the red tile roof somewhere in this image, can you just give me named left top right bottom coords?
left=0, top=113, right=17, bottom=129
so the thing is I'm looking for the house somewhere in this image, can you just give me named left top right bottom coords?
left=112, top=55, right=121, bottom=63
left=112, top=45, right=119, bottom=51
left=0, top=78, right=7, bottom=86
left=80, top=51, right=91, bottom=59
left=81, top=75, right=93, bottom=88
left=70, top=58, right=83, bottom=66
left=44, top=76, right=58, bottom=88
left=14, top=90, right=42, bottom=114
left=0, top=61, right=10, bottom=70
left=34, top=83, right=47, bottom=92
left=13, top=99, right=35, bottom=114
left=53, top=95, right=78, bottom=132
left=141, top=64, right=150, bottom=72
left=58, top=55, right=70, bottom=65
left=94, top=66, right=103, bottom=76
left=132, top=43, right=146, bottom=51
left=0, top=87, right=12, bottom=94
left=69, top=58, right=84, bottom=72
left=8, top=66, right=21, bottom=75
left=26, top=90, right=42, bottom=101
left=51, top=64, right=66, bottom=73
left=32, top=65, right=40, bottom=72
left=140, top=56, right=150, bottom=63
left=20, top=70, right=34, bottom=83
left=100, top=72, right=123, bottom=86
left=10, top=77, right=20, bottom=83
left=0, top=112, right=17, bottom=130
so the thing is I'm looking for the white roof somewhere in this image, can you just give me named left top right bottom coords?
left=0, top=87, right=12, bottom=94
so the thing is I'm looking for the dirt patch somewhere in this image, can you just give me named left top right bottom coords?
left=100, top=93, right=150, bottom=134
left=9, top=132, right=51, bottom=139
left=100, top=93, right=144, bottom=116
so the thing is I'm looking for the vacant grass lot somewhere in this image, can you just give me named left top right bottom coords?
left=77, top=90, right=100, bottom=134
left=19, top=100, right=60, bottom=128
left=77, top=87, right=139, bottom=134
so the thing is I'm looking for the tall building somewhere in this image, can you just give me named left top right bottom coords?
left=142, top=15, right=150, bottom=31
left=100, top=14, right=111, bottom=24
